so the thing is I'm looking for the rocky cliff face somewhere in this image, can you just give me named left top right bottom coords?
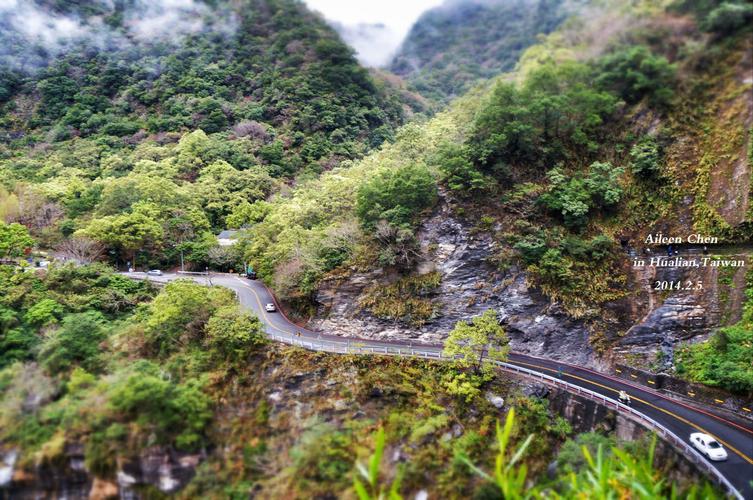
left=616, top=252, right=749, bottom=370
left=0, top=444, right=201, bottom=499
left=312, top=198, right=597, bottom=365
left=311, top=197, right=750, bottom=371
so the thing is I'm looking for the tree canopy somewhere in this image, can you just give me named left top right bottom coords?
left=443, top=309, right=510, bottom=375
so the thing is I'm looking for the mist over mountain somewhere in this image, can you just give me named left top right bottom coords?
left=0, top=0, right=412, bottom=175
left=0, top=0, right=238, bottom=73
left=390, top=0, right=571, bottom=102
left=327, top=21, right=402, bottom=67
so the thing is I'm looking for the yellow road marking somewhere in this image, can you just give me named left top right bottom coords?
left=232, top=278, right=293, bottom=337
left=512, top=360, right=753, bottom=465
left=648, top=380, right=655, bottom=385
left=715, top=399, right=725, bottom=404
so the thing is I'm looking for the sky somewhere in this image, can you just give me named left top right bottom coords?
left=304, top=0, right=444, bottom=66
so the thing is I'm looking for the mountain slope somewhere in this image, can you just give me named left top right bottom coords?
left=390, top=0, right=571, bottom=103
left=0, top=0, right=423, bottom=270
left=241, top=0, right=753, bottom=387
left=0, top=0, right=406, bottom=176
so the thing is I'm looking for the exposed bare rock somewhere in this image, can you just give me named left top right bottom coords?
left=311, top=200, right=597, bottom=364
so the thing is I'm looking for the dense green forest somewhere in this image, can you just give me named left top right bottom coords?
left=0, top=0, right=418, bottom=269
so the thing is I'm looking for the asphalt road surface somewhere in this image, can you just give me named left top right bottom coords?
left=131, top=271, right=753, bottom=498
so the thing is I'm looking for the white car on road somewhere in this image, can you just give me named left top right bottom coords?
left=146, top=269, right=163, bottom=276
left=690, top=433, right=727, bottom=461
left=265, top=303, right=277, bottom=312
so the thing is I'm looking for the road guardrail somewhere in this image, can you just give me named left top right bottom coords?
left=267, top=332, right=742, bottom=499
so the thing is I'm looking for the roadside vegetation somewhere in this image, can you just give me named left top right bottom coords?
left=0, top=264, right=264, bottom=474
left=676, top=269, right=753, bottom=394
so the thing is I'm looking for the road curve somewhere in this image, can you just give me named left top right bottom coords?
left=132, top=272, right=753, bottom=499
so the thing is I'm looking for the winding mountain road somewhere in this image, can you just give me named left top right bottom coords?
left=131, top=271, right=753, bottom=499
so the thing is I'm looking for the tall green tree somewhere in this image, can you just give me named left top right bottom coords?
left=356, top=164, right=437, bottom=229
left=38, top=311, right=109, bottom=375
left=80, top=210, right=163, bottom=264
left=142, top=280, right=232, bottom=357
left=596, top=46, right=676, bottom=107
left=0, top=222, right=34, bottom=259
left=205, top=306, right=266, bottom=365
left=470, top=62, right=617, bottom=173
left=443, top=309, right=509, bottom=375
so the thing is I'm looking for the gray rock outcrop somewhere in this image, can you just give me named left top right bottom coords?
left=310, top=200, right=597, bottom=364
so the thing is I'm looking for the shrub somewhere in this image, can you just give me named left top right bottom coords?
left=539, top=170, right=592, bottom=228
left=359, top=272, right=441, bottom=326
left=443, top=309, right=509, bottom=377
left=290, top=423, right=353, bottom=489
left=205, top=306, right=265, bottom=365
left=23, top=299, right=64, bottom=327
left=676, top=311, right=753, bottom=392
left=536, top=248, right=573, bottom=287
left=0, top=327, right=37, bottom=368
left=556, top=432, right=615, bottom=473
left=0, top=222, right=34, bottom=258
left=373, top=221, right=422, bottom=270
left=596, top=46, right=676, bottom=107
left=514, top=235, right=548, bottom=265
left=539, top=162, right=623, bottom=228
left=470, top=62, right=617, bottom=172
left=586, top=235, right=614, bottom=260
left=704, top=2, right=753, bottom=34
left=38, top=311, right=109, bottom=375
left=584, top=161, right=624, bottom=208
left=434, top=143, right=490, bottom=195
left=629, top=136, right=661, bottom=177
left=142, top=280, right=233, bottom=357
left=106, top=361, right=212, bottom=451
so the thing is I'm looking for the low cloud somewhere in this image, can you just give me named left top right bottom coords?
left=0, top=0, right=231, bottom=72
left=305, top=0, right=444, bottom=67
left=331, top=22, right=403, bottom=67
left=122, top=0, right=208, bottom=40
left=1, top=0, right=88, bottom=45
